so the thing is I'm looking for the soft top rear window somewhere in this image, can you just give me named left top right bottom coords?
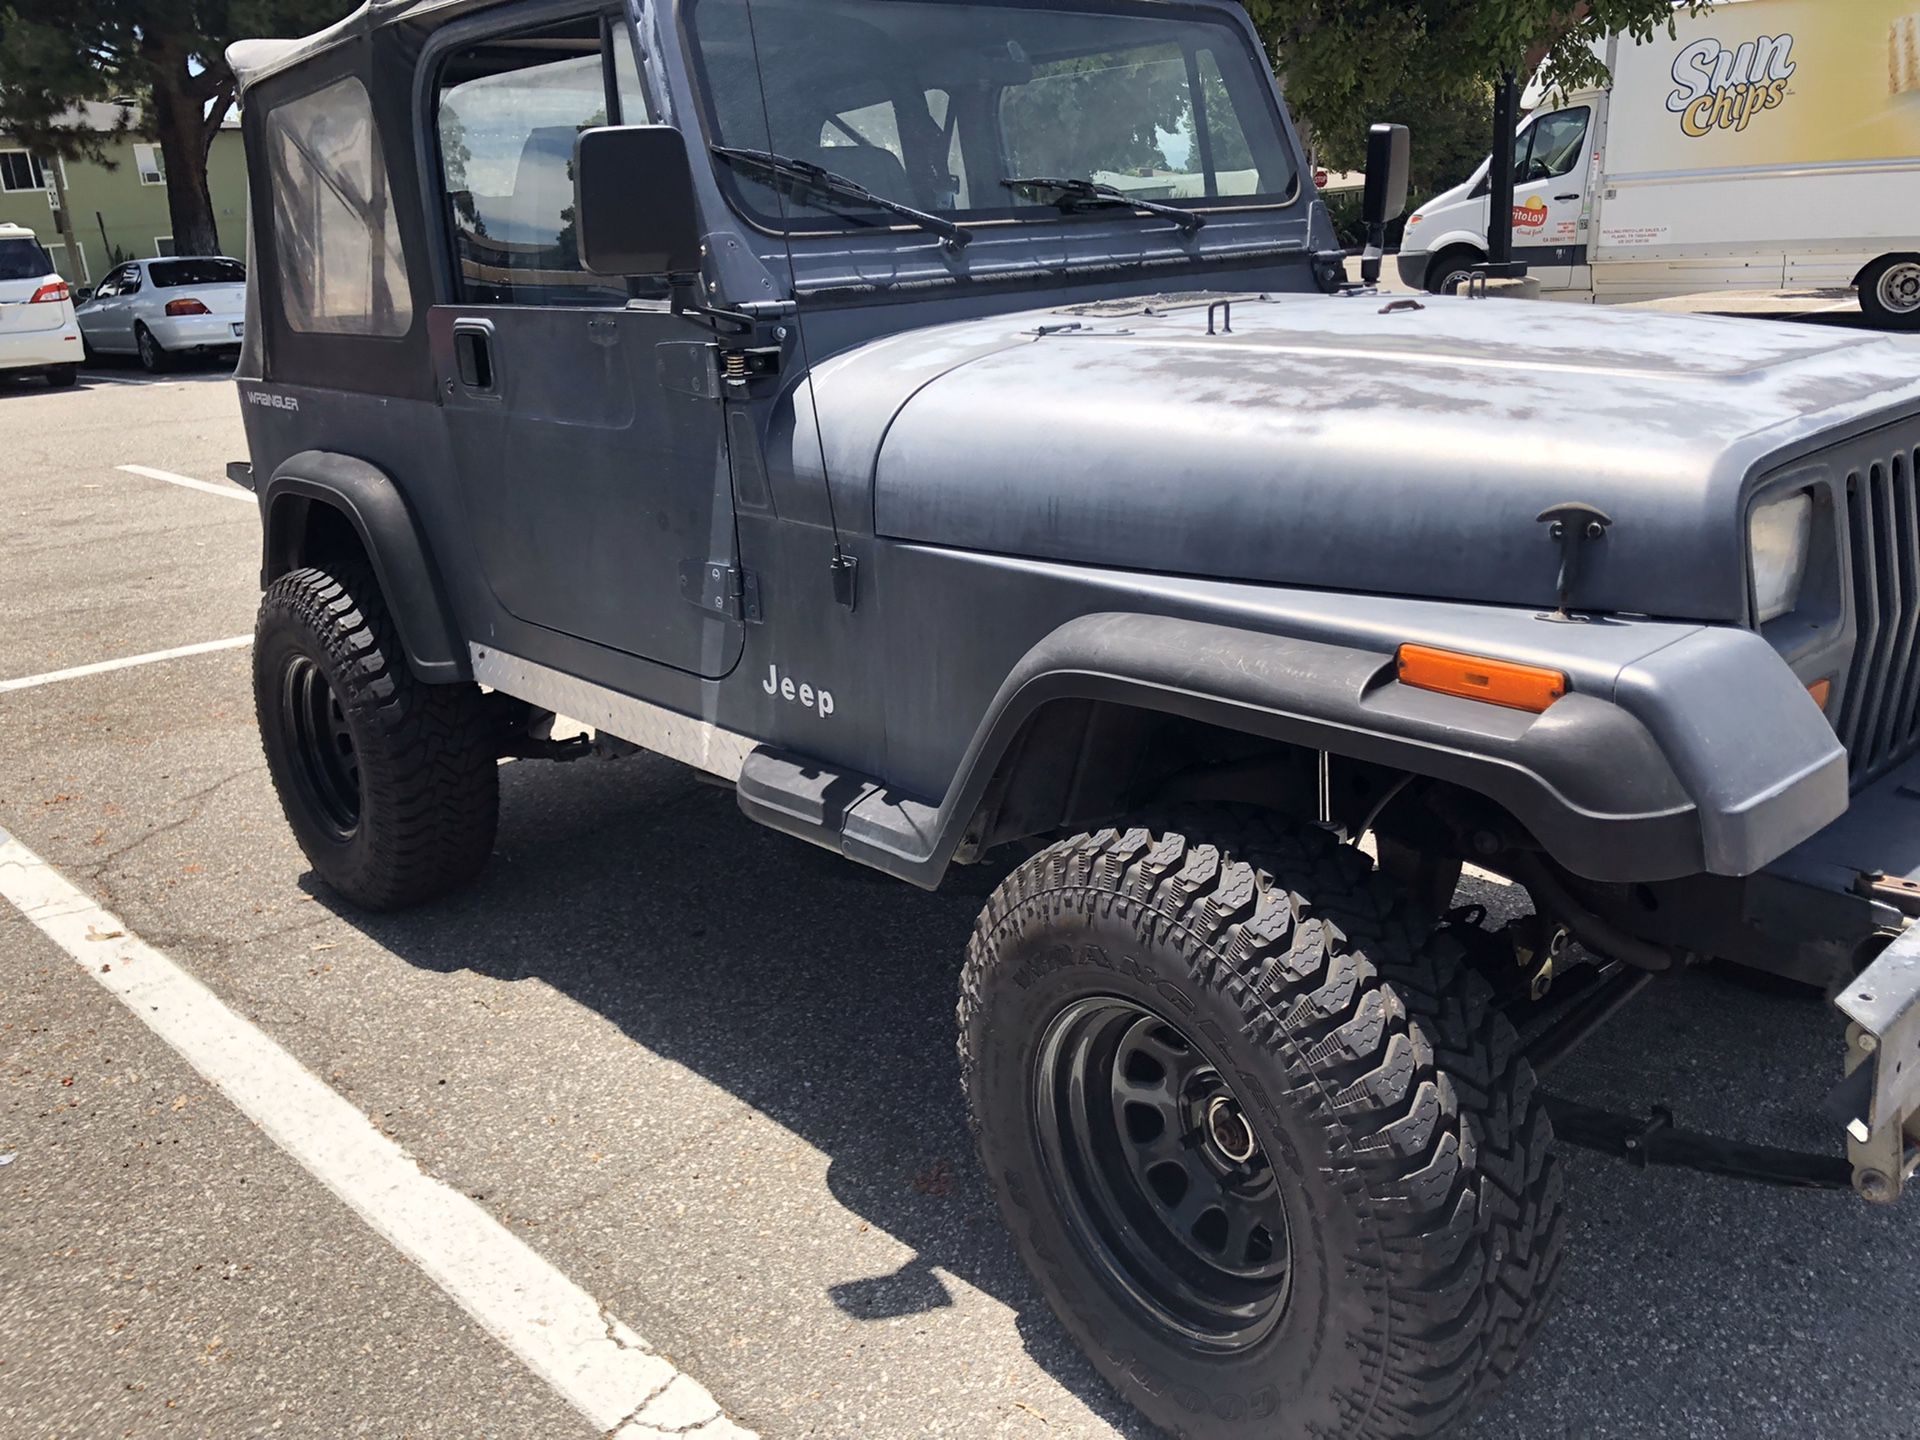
left=151, top=258, right=246, bottom=287
left=0, top=237, right=53, bottom=281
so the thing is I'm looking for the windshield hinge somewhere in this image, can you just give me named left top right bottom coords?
left=680, top=559, right=763, bottom=623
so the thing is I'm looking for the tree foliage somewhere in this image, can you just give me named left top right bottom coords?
left=1249, top=0, right=1712, bottom=178
left=0, top=0, right=355, bottom=258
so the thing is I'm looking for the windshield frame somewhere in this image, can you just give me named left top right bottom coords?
left=679, top=0, right=1304, bottom=242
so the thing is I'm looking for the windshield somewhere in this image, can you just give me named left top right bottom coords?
left=0, top=237, right=54, bottom=282
left=688, top=0, right=1298, bottom=233
left=149, top=258, right=246, bottom=288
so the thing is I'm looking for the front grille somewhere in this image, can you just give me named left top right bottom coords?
left=1837, top=422, right=1920, bottom=784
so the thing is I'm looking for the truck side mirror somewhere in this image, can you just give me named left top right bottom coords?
left=572, top=125, right=704, bottom=279
left=1359, top=123, right=1411, bottom=286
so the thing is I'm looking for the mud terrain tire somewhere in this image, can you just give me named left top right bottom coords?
left=255, top=565, right=498, bottom=911
left=959, top=813, right=1563, bottom=1439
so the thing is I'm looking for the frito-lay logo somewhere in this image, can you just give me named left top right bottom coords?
left=1667, top=33, right=1796, bottom=136
left=1513, top=197, right=1549, bottom=230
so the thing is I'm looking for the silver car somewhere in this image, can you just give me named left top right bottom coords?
left=76, top=256, right=246, bottom=373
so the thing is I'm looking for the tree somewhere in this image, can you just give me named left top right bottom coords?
left=0, top=0, right=355, bottom=259
left=1249, top=0, right=1713, bottom=183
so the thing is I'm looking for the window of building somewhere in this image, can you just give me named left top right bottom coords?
left=435, top=12, right=652, bottom=306
left=0, top=150, right=49, bottom=193
left=45, top=240, right=87, bottom=283
left=154, top=236, right=176, bottom=257
left=134, top=143, right=166, bottom=185
left=265, top=75, right=414, bottom=336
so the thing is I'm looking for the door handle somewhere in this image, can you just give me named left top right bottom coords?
left=452, top=317, right=497, bottom=393
left=1554, top=193, right=1580, bottom=201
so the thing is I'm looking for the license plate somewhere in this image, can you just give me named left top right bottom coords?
left=231, top=322, right=245, bottom=337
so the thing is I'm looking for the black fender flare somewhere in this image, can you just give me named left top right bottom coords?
left=260, top=450, right=466, bottom=683
left=822, top=613, right=1844, bottom=889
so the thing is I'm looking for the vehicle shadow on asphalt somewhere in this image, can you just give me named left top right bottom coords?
left=312, top=752, right=1919, bottom=1440
left=311, top=753, right=1161, bottom=1436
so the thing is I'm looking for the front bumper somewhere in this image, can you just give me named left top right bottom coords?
left=150, top=313, right=244, bottom=352
left=1396, top=250, right=1433, bottom=291
left=0, top=324, right=82, bottom=371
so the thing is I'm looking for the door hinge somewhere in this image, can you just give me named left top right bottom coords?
left=719, top=344, right=782, bottom=389
left=679, top=559, right=763, bottom=623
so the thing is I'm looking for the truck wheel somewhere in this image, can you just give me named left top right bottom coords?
left=959, top=815, right=1562, bottom=1439
left=1426, top=247, right=1484, bottom=296
left=254, top=565, right=499, bottom=911
left=1859, top=255, right=1920, bottom=331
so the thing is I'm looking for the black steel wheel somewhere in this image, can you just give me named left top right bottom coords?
left=960, top=813, right=1564, bottom=1440
left=1035, top=997, right=1291, bottom=1353
left=277, top=653, right=362, bottom=841
left=255, top=564, right=498, bottom=910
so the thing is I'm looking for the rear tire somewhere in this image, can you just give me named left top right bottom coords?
left=254, top=565, right=499, bottom=911
left=959, top=814, right=1563, bottom=1439
left=135, top=324, right=171, bottom=373
left=1859, top=255, right=1920, bottom=331
left=44, top=364, right=78, bottom=388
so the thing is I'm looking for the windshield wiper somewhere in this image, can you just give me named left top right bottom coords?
left=1001, top=176, right=1206, bottom=234
left=711, top=145, right=970, bottom=250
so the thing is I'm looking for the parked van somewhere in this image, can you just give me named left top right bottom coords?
left=0, top=222, right=82, bottom=386
left=1397, top=0, right=1920, bottom=327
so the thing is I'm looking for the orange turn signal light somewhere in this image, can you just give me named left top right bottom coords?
left=1396, top=645, right=1568, bottom=713
left=1808, top=678, right=1832, bottom=712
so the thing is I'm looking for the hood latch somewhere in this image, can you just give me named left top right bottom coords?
left=1537, top=503, right=1613, bottom=622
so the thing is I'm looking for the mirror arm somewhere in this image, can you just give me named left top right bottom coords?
left=666, top=273, right=757, bottom=336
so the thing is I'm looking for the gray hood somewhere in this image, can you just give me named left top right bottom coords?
left=807, top=292, right=1920, bottom=620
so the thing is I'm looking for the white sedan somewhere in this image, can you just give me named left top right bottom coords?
left=76, top=256, right=247, bottom=373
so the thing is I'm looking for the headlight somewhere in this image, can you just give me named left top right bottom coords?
left=1750, top=492, right=1813, bottom=624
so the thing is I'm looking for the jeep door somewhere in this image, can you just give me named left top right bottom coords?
left=426, top=7, right=742, bottom=680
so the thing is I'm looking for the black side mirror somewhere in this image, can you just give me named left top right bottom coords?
left=573, top=125, right=704, bottom=278
left=1359, top=122, right=1411, bottom=286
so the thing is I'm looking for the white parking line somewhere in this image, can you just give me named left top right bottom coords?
left=116, top=463, right=253, bottom=503
left=0, top=636, right=254, bottom=695
left=0, top=826, right=754, bottom=1440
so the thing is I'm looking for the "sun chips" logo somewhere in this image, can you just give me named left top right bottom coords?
left=1666, top=33, right=1797, bottom=136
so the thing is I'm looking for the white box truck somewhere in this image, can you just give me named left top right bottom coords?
left=1396, top=0, right=1920, bottom=327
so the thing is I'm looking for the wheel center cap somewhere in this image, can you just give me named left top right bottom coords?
left=1204, top=1095, right=1258, bottom=1164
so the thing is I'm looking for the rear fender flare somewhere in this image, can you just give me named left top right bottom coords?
left=260, top=450, right=466, bottom=682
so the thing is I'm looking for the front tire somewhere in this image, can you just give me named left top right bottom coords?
left=1859, top=255, right=1920, bottom=331
left=254, top=565, right=499, bottom=911
left=959, top=816, right=1563, bottom=1439
left=44, top=364, right=79, bottom=388
left=1425, top=247, right=1485, bottom=296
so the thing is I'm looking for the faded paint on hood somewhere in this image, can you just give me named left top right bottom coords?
left=805, top=291, right=1920, bottom=620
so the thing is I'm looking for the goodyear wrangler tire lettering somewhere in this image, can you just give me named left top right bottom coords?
left=957, top=811, right=1566, bottom=1440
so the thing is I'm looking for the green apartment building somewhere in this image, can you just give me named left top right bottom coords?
left=0, top=103, right=249, bottom=285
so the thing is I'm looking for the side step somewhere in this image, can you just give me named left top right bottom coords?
left=735, top=747, right=946, bottom=888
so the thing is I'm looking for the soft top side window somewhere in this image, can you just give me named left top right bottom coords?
left=265, top=74, right=414, bottom=337
left=433, top=12, right=653, bottom=308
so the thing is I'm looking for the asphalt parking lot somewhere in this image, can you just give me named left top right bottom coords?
left=3, top=317, right=1917, bottom=1440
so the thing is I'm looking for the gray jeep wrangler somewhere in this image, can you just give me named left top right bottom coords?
left=227, top=1, right=1920, bottom=1434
